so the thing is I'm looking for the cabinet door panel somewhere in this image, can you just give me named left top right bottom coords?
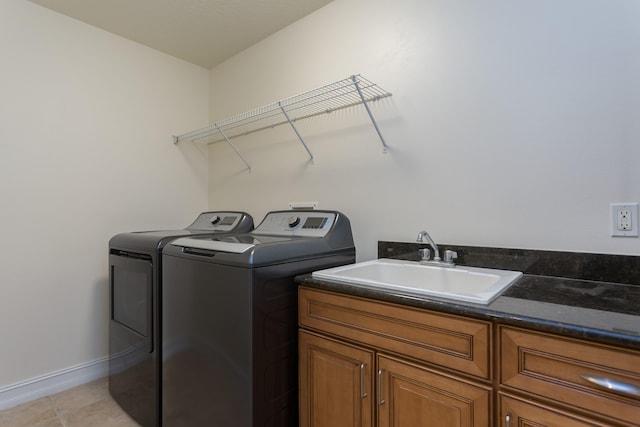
left=378, top=355, right=492, bottom=427
left=299, top=331, right=374, bottom=427
left=499, top=393, right=612, bottom=427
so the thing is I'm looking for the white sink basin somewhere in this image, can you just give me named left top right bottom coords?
left=312, top=258, right=523, bottom=304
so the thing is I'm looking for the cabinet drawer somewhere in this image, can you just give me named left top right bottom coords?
left=500, top=326, right=640, bottom=426
left=299, top=287, right=492, bottom=380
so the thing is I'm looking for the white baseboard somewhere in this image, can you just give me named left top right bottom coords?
left=0, top=357, right=109, bottom=411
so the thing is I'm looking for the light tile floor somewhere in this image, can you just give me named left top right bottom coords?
left=0, top=378, right=140, bottom=427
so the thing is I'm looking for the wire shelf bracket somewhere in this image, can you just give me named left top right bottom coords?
left=173, top=74, right=392, bottom=167
left=279, top=101, right=315, bottom=164
left=216, top=124, right=251, bottom=172
left=352, top=75, right=388, bottom=153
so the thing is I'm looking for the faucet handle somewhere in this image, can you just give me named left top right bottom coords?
left=444, top=250, right=458, bottom=264
left=418, top=248, right=431, bottom=261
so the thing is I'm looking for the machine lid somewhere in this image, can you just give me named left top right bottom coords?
left=170, top=234, right=300, bottom=254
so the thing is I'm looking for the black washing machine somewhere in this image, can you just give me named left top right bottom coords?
left=108, top=211, right=254, bottom=427
left=162, top=210, right=355, bottom=426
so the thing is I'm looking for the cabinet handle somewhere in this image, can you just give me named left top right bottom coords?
left=360, top=363, right=367, bottom=398
left=580, top=374, right=640, bottom=398
left=377, top=369, right=385, bottom=405
left=505, top=413, right=511, bottom=427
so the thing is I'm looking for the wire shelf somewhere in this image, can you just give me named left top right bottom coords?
left=173, top=74, right=392, bottom=170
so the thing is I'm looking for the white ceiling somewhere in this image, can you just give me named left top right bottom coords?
left=27, top=0, right=333, bottom=69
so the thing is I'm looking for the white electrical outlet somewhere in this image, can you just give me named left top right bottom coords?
left=618, top=209, right=632, bottom=230
left=611, top=203, right=639, bottom=237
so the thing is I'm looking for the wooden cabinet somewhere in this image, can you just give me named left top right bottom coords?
left=299, top=287, right=493, bottom=427
left=499, top=326, right=640, bottom=427
left=299, top=287, right=640, bottom=426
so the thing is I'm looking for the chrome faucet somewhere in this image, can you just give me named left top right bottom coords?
left=416, top=230, right=457, bottom=266
left=416, top=230, right=441, bottom=261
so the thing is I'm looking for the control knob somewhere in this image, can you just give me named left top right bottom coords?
left=209, top=215, right=221, bottom=225
left=287, top=215, right=301, bottom=228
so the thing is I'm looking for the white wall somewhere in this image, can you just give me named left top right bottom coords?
left=208, top=0, right=640, bottom=260
left=0, top=0, right=209, bottom=389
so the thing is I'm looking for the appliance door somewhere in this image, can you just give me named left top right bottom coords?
left=109, top=252, right=155, bottom=426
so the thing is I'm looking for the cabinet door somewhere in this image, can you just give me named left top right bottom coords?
left=499, top=393, right=611, bottom=427
left=377, top=355, right=492, bottom=427
left=299, top=331, right=374, bottom=427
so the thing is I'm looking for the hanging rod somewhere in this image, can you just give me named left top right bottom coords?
left=173, top=74, right=392, bottom=165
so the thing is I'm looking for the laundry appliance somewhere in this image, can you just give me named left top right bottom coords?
left=162, top=210, right=355, bottom=426
left=108, top=211, right=254, bottom=427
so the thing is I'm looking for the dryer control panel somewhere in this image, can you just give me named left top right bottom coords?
left=254, top=211, right=337, bottom=237
left=187, top=211, right=253, bottom=232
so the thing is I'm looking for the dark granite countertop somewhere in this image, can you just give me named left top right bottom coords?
left=296, top=242, right=640, bottom=351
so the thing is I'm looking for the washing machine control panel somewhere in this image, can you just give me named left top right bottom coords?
left=188, top=211, right=250, bottom=231
left=255, top=211, right=337, bottom=237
